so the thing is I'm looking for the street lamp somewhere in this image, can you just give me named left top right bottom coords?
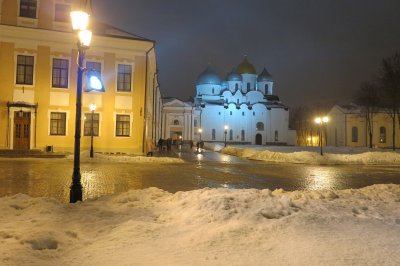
left=224, top=125, right=228, bottom=147
left=315, top=116, right=329, bottom=156
left=69, top=7, right=92, bottom=203
left=89, top=104, right=96, bottom=158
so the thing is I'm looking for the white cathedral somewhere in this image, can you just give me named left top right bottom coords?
left=162, top=56, right=295, bottom=145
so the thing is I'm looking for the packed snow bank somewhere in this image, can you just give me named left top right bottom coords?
left=1, top=185, right=400, bottom=265
left=66, top=150, right=184, bottom=163
left=206, top=143, right=400, bottom=165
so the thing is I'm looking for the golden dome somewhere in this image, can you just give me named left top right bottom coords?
left=237, top=56, right=257, bottom=74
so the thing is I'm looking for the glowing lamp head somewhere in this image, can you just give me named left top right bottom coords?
left=90, top=104, right=96, bottom=112
left=198, top=128, right=203, bottom=133
left=323, top=116, right=329, bottom=123
left=224, top=125, right=229, bottom=131
left=315, top=117, right=322, bottom=124
left=78, top=30, right=92, bottom=47
left=70, top=11, right=89, bottom=31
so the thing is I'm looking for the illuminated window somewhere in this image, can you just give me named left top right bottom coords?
left=52, top=58, right=69, bottom=88
left=50, top=112, right=66, bottom=136
left=117, top=64, right=132, bottom=92
left=380, top=127, right=386, bottom=143
left=84, top=113, right=99, bottom=136
left=16, top=55, right=34, bottom=85
left=20, top=0, right=37, bottom=18
left=351, top=127, right=358, bottom=142
left=116, top=115, right=130, bottom=137
left=54, top=4, right=70, bottom=22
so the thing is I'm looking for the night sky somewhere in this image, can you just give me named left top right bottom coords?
left=93, top=0, right=400, bottom=108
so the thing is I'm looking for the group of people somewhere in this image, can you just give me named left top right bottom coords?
left=146, top=138, right=205, bottom=156
left=157, top=138, right=173, bottom=152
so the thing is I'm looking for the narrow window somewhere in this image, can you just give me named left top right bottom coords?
left=265, top=84, right=269, bottom=93
left=253, top=111, right=255, bottom=116
left=52, top=58, right=69, bottom=88
left=218, top=112, right=221, bottom=115
left=194, top=119, right=198, bottom=127
left=256, top=122, right=264, bottom=131
left=242, top=112, right=245, bottom=116
left=235, top=83, right=238, bottom=90
left=84, top=113, right=100, bottom=136
left=86, top=61, right=102, bottom=75
left=173, top=119, right=179, bottom=125
left=230, top=111, right=232, bottom=116
left=20, top=0, right=37, bottom=18
left=351, top=127, right=358, bottom=142
left=212, top=88, right=215, bottom=94
left=229, top=129, right=233, bottom=140
left=275, top=130, right=279, bottom=141
left=50, top=112, right=66, bottom=136
left=380, top=127, right=386, bottom=143
left=241, top=130, right=245, bottom=141
left=117, top=64, right=132, bottom=92
left=16, top=55, right=34, bottom=85
left=247, top=83, right=250, bottom=90
left=116, top=115, right=130, bottom=137
left=54, top=4, right=70, bottom=22
left=212, top=129, right=216, bottom=140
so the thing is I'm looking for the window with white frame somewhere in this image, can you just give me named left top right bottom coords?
left=86, top=61, right=101, bottom=75
left=54, top=4, right=70, bottom=22
left=52, top=58, right=69, bottom=88
left=117, top=64, right=132, bottom=92
left=50, top=112, right=66, bottom=135
left=84, top=113, right=99, bottom=136
left=16, top=55, right=34, bottom=85
left=116, top=115, right=130, bottom=137
left=20, top=0, right=37, bottom=18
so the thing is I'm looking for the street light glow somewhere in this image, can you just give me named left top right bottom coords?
left=315, top=117, right=322, bottom=124
left=90, top=104, right=96, bottom=112
left=78, top=29, right=92, bottom=47
left=224, top=125, right=229, bottom=130
left=198, top=128, right=203, bottom=133
left=323, top=116, right=329, bottom=123
left=70, top=11, right=89, bottom=31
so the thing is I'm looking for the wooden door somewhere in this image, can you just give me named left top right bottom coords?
left=255, top=134, right=262, bottom=145
left=14, top=111, right=31, bottom=150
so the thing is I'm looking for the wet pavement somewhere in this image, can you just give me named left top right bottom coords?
left=0, top=146, right=399, bottom=202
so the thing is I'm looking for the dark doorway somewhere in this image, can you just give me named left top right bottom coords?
left=255, top=134, right=262, bottom=145
left=14, top=111, right=31, bottom=150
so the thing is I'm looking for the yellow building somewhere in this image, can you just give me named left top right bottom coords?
left=327, top=104, right=400, bottom=148
left=0, top=0, right=161, bottom=154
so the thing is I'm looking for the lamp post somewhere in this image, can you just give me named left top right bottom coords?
left=315, top=116, right=329, bottom=156
left=224, top=125, right=228, bottom=147
left=69, top=9, right=92, bottom=203
left=89, top=104, right=96, bottom=158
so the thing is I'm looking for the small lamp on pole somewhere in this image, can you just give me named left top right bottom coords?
left=315, top=116, right=329, bottom=156
left=224, top=125, right=228, bottom=147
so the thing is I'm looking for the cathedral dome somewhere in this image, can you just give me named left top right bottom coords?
left=225, top=68, right=242, bottom=81
left=257, top=68, right=273, bottom=82
left=237, top=56, right=257, bottom=74
left=196, top=66, right=221, bottom=85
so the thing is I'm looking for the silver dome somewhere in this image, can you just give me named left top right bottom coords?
left=257, top=68, right=273, bottom=82
left=225, top=68, right=242, bottom=82
left=196, top=66, right=221, bottom=86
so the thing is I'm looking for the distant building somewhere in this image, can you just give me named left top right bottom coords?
left=0, top=0, right=162, bottom=154
left=162, top=56, right=296, bottom=145
left=327, top=104, right=400, bottom=148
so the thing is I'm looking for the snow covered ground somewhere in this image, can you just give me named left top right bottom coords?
left=1, top=185, right=399, bottom=265
left=205, top=143, right=400, bottom=165
left=66, top=150, right=184, bottom=164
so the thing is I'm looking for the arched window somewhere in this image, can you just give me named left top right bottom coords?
left=275, top=130, right=279, bottom=141
left=256, top=122, right=264, bottom=131
left=352, top=127, right=358, bottom=142
left=380, top=127, right=386, bottom=143
left=235, top=83, right=238, bottom=90
left=242, top=112, right=245, bottom=116
left=265, top=84, right=269, bottom=93
left=241, top=130, right=245, bottom=141
left=173, top=119, right=179, bottom=125
left=247, top=83, right=250, bottom=91
left=212, top=129, right=216, bottom=140
left=212, top=88, right=215, bottom=94
left=230, top=111, right=232, bottom=115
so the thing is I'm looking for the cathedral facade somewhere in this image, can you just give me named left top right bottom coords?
left=162, top=57, right=295, bottom=145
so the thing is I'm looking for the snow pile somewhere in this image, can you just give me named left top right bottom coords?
left=1, top=185, right=400, bottom=265
left=66, top=150, right=184, bottom=163
left=218, top=145, right=400, bottom=165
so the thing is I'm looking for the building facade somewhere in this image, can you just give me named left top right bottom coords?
left=327, top=104, right=400, bottom=148
left=162, top=57, right=296, bottom=145
left=0, top=0, right=161, bottom=154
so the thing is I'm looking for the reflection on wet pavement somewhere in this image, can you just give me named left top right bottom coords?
left=0, top=147, right=399, bottom=202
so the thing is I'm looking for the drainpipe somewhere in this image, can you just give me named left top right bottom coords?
left=142, top=43, right=155, bottom=154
